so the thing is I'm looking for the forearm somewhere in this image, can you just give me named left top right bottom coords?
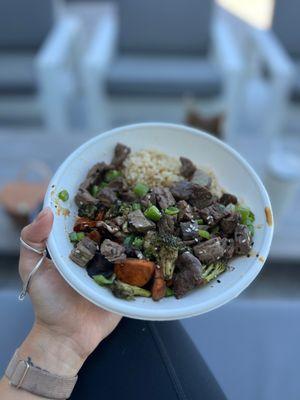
left=0, top=377, right=42, bottom=400
left=0, top=323, right=86, bottom=399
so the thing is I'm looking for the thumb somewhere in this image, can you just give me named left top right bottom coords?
left=19, top=207, right=53, bottom=281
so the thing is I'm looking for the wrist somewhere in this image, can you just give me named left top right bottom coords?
left=18, top=323, right=87, bottom=377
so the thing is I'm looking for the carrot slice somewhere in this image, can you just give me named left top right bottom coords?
left=95, top=209, right=106, bottom=221
left=152, top=266, right=166, bottom=301
left=88, top=230, right=101, bottom=244
left=114, top=258, right=155, bottom=287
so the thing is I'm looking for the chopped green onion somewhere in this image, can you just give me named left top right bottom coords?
left=164, top=206, right=179, bottom=216
left=76, top=232, right=85, bottom=241
left=165, top=287, right=174, bottom=297
left=69, top=231, right=85, bottom=243
left=91, top=185, right=100, bottom=197
left=132, top=202, right=141, bottom=211
left=133, top=182, right=149, bottom=197
left=197, top=219, right=204, bottom=225
left=248, top=210, right=255, bottom=223
left=69, top=232, right=78, bottom=243
left=58, top=189, right=69, bottom=202
left=93, top=274, right=115, bottom=286
left=123, top=234, right=136, bottom=247
left=235, top=205, right=255, bottom=225
left=132, top=237, right=144, bottom=249
left=235, top=205, right=255, bottom=236
left=105, top=169, right=122, bottom=182
left=198, top=230, right=211, bottom=239
left=245, top=220, right=255, bottom=236
left=144, top=205, right=162, bottom=222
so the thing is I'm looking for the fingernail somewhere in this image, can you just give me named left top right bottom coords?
left=34, top=207, right=51, bottom=223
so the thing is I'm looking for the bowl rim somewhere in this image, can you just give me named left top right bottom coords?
left=44, top=122, right=274, bottom=320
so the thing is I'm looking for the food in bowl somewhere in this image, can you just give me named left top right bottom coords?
left=68, top=143, right=255, bottom=301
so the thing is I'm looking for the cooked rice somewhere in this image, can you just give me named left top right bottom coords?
left=123, top=150, right=182, bottom=187
left=123, top=149, right=222, bottom=194
left=205, top=168, right=222, bottom=197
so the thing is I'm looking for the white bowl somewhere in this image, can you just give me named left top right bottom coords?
left=44, top=123, right=273, bottom=320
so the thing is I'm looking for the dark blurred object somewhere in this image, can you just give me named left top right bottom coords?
left=0, top=182, right=46, bottom=227
left=0, top=161, right=50, bottom=228
left=82, top=0, right=244, bottom=142
left=0, top=0, right=82, bottom=130
left=186, top=110, right=224, bottom=139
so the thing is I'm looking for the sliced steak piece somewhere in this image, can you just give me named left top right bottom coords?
left=190, top=185, right=213, bottom=210
left=70, top=237, right=98, bottom=267
left=87, top=162, right=110, bottom=183
left=173, top=252, right=203, bottom=298
left=97, top=187, right=118, bottom=207
left=78, top=162, right=110, bottom=194
left=199, top=203, right=229, bottom=226
left=221, top=238, right=235, bottom=260
left=182, top=238, right=200, bottom=247
left=157, top=215, right=176, bottom=235
left=107, top=177, right=128, bottom=192
left=112, top=216, right=126, bottom=227
left=120, top=190, right=136, bottom=202
left=100, top=239, right=126, bottom=262
left=96, top=220, right=120, bottom=235
left=191, top=169, right=212, bottom=188
left=180, top=221, right=199, bottom=240
left=140, top=191, right=156, bottom=208
left=220, top=193, right=238, bottom=206
left=180, top=157, right=196, bottom=179
left=177, top=200, right=193, bottom=222
left=220, top=213, right=240, bottom=235
left=234, top=224, right=252, bottom=255
left=193, top=237, right=225, bottom=264
left=75, top=188, right=99, bottom=207
left=78, top=176, right=94, bottom=191
left=112, top=143, right=131, bottom=167
left=153, top=187, right=175, bottom=209
left=128, top=209, right=156, bottom=233
left=170, top=180, right=194, bottom=200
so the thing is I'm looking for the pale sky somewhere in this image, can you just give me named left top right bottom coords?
left=217, top=0, right=274, bottom=29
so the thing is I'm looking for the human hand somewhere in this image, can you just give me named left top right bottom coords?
left=18, top=207, right=121, bottom=377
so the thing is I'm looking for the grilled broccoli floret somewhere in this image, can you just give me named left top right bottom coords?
left=78, top=204, right=98, bottom=219
left=201, top=262, right=227, bottom=283
left=143, top=231, right=158, bottom=260
left=158, top=233, right=180, bottom=248
left=112, top=280, right=151, bottom=300
left=105, top=203, right=120, bottom=218
left=93, top=274, right=115, bottom=286
left=157, top=233, right=180, bottom=280
left=119, top=202, right=133, bottom=217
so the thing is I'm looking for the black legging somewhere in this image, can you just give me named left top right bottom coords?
left=71, top=317, right=226, bottom=400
